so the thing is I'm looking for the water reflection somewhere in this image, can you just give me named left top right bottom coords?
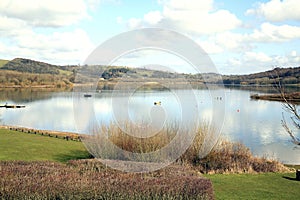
left=0, top=87, right=299, bottom=164
left=0, top=88, right=72, bottom=103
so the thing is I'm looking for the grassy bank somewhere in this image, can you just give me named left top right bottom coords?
left=0, top=128, right=89, bottom=162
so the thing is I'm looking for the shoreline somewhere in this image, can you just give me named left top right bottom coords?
left=0, top=85, right=72, bottom=89
left=0, top=125, right=82, bottom=141
left=0, top=85, right=55, bottom=88
left=0, top=82, right=299, bottom=89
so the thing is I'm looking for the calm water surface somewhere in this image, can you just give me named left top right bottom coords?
left=0, top=87, right=299, bottom=164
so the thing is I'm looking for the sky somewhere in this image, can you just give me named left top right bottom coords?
left=0, top=0, right=299, bottom=74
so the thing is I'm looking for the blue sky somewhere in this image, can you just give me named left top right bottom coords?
left=0, top=0, right=299, bottom=74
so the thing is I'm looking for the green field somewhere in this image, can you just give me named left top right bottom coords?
left=0, top=128, right=299, bottom=199
left=0, top=128, right=90, bottom=162
left=206, top=173, right=300, bottom=200
left=0, top=59, right=9, bottom=68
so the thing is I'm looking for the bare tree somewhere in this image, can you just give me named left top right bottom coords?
left=275, top=82, right=300, bottom=145
left=281, top=102, right=300, bottom=145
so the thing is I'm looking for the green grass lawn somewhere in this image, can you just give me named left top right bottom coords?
left=0, top=128, right=90, bottom=162
left=205, top=171, right=300, bottom=200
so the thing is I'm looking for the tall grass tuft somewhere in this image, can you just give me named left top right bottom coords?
left=101, top=122, right=176, bottom=153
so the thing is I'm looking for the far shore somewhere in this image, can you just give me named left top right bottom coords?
left=1, top=81, right=300, bottom=90
left=0, top=85, right=57, bottom=88
left=250, top=92, right=300, bottom=103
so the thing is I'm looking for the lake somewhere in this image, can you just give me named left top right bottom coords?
left=0, top=86, right=299, bottom=164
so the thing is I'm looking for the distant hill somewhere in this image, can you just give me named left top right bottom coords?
left=0, top=58, right=76, bottom=88
left=221, top=67, right=300, bottom=85
left=1, top=58, right=76, bottom=75
left=0, top=57, right=299, bottom=86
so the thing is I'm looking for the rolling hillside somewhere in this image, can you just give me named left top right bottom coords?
left=0, top=57, right=299, bottom=86
left=221, top=67, right=300, bottom=85
left=0, top=58, right=75, bottom=88
left=1, top=58, right=75, bottom=74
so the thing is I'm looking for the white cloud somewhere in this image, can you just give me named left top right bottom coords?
left=290, top=50, right=297, bottom=57
left=227, top=52, right=273, bottom=73
left=0, top=0, right=89, bottom=27
left=246, top=0, right=300, bottom=22
left=198, top=22, right=300, bottom=56
left=273, top=51, right=300, bottom=66
left=244, top=52, right=273, bottom=63
left=248, top=22, right=300, bottom=42
left=163, top=0, right=213, bottom=12
left=86, top=0, right=101, bottom=10
left=0, top=16, right=28, bottom=36
left=116, top=16, right=123, bottom=24
left=226, top=51, right=300, bottom=74
left=225, top=52, right=273, bottom=74
left=128, top=18, right=142, bottom=29
left=144, top=11, right=163, bottom=25
left=127, top=0, right=241, bottom=35
left=197, top=40, right=224, bottom=54
left=18, top=29, right=92, bottom=51
left=0, top=0, right=95, bottom=64
left=197, top=32, right=251, bottom=55
left=0, top=29, right=94, bottom=64
left=215, top=32, right=251, bottom=52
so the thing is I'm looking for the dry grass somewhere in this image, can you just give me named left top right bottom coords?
left=195, top=141, right=289, bottom=174
left=98, top=122, right=176, bottom=153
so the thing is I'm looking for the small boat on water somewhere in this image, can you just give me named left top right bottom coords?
left=84, top=94, right=92, bottom=98
left=0, top=104, right=26, bottom=109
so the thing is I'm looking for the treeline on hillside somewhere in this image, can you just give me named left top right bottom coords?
left=74, top=66, right=184, bottom=82
left=100, top=67, right=185, bottom=80
left=0, top=70, right=73, bottom=88
left=221, top=67, right=300, bottom=85
left=101, top=67, right=135, bottom=79
left=99, top=66, right=300, bottom=85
